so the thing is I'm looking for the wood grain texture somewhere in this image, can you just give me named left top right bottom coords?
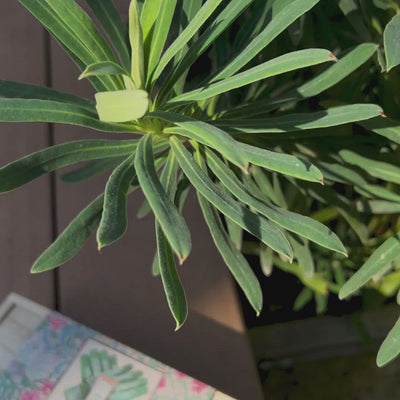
left=0, top=3, right=55, bottom=307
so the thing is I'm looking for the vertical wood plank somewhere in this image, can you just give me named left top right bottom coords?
left=45, top=1, right=263, bottom=398
left=0, top=3, right=55, bottom=307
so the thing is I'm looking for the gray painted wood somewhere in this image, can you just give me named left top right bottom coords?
left=0, top=3, right=55, bottom=308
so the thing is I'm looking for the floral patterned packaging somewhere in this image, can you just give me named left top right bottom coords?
left=0, top=311, right=225, bottom=400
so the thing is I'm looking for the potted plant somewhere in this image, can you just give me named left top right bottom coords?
left=1, top=0, right=400, bottom=373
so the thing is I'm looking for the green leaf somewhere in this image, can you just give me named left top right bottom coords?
left=146, top=0, right=177, bottom=79
left=227, top=43, right=379, bottom=118
left=85, top=0, right=131, bottom=70
left=159, top=0, right=254, bottom=97
left=238, top=142, right=323, bottom=183
left=384, top=14, right=400, bottom=72
left=62, top=157, right=125, bottom=183
left=260, top=245, right=274, bottom=276
left=212, top=0, right=320, bottom=81
left=205, top=150, right=346, bottom=255
left=151, top=0, right=224, bottom=83
left=137, top=151, right=173, bottom=219
left=0, top=140, right=138, bottom=193
left=339, top=232, right=400, bottom=299
left=247, top=167, right=281, bottom=206
left=338, top=0, right=371, bottom=40
left=356, top=200, right=400, bottom=214
left=129, top=0, right=145, bottom=88
left=377, top=316, right=400, bottom=367
left=97, top=153, right=137, bottom=249
left=169, top=137, right=293, bottom=260
left=159, top=151, right=179, bottom=199
left=31, top=194, right=104, bottom=273
left=214, top=104, right=384, bottom=133
left=198, top=194, right=263, bottom=314
left=274, top=257, right=329, bottom=294
left=316, top=162, right=366, bottom=186
left=340, top=149, right=400, bottom=185
left=79, top=61, right=130, bottom=81
left=137, top=199, right=152, bottom=219
left=95, top=90, right=149, bottom=123
left=0, top=99, right=136, bottom=132
left=168, top=49, right=335, bottom=104
left=18, top=0, right=122, bottom=91
left=361, top=117, right=400, bottom=145
left=355, top=184, right=400, bottom=204
left=288, top=236, right=315, bottom=279
left=140, top=0, right=160, bottom=44
left=156, top=221, right=188, bottom=330
left=153, top=111, right=248, bottom=170
left=296, top=43, right=378, bottom=98
left=0, top=79, right=94, bottom=112
left=135, top=135, right=191, bottom=263
left=226, top=217, right=243, bottom=251
left=293, top=287, right=313, bottom=311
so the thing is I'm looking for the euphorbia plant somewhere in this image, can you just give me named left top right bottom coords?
left=0, top=0, right=396, bottom=357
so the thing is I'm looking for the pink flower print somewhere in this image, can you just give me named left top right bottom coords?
left=157, top=376, right=167, bottom=389
left=192, top=379, right=208, bottom=393
left=175, top=370, right=187, bottom=379
left=20, top=390, right=41, bottom=400
left=50, top=316, right=66, bottom=330
left=39, top=381, right=54, bottom=395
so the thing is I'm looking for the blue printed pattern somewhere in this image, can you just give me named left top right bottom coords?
left=0, top=312, right=214, bottom=400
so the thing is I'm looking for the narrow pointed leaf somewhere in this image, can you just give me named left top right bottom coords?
left=153, top=111, right=248, bottom=170
left=129, top=0, right=145, bottom=88
left=152, top=0, right=224, bottom=83
left=168, top=49, right=335, bottom=104
left=288, top=236, right=315, bottom=279
left=31, top=194, right=104, bottom=273
left=361, top=117, right=400, bottom=145
left=377, top=316, right=400, bottom=367
left=0, top=99, right=136, bottom=132
left=339, top=232, right=400, bottom=299
left=340, top=149, right=400, bottom=185
left=18, top=0, right=122, bottom=91
left=384, top=14, right=400, bottom=72
left=214, top=104, right=384, bottom=133
left=205, top=149, right=346, bottom=255
left=137, top=152, right=177, bottom=218
left=85, top=0, right=131, bottom=70
left=170, top=137, right=293, bottom=260
left=140, top=0, right=160, bottom=44
left=135, top=135, right=191, bottom=262
left=227, top=43, right=379, bottom=118
left=156, top=221, right=188, bottom=330
left=297, top=43, right=378, bottom=98
left=159, top=0, right=254, bottom=97
left=97, top=153, right=137, bottom=249
left=260, top=245, right=274, bottom=276
left=146, top=0, right=177, bottom=79
left=0, top=140, right=138, bottom=193
left=0, top=80, right=94, bottom=112
left=226, top=217, right=243, bottom=250
left=212, top=0, right=320, bottom=81
left=239, top=142, right=323, bottom=182
left=198, top=194, right=263, bottom=314
left=79, top=61, right=130, bottom=81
